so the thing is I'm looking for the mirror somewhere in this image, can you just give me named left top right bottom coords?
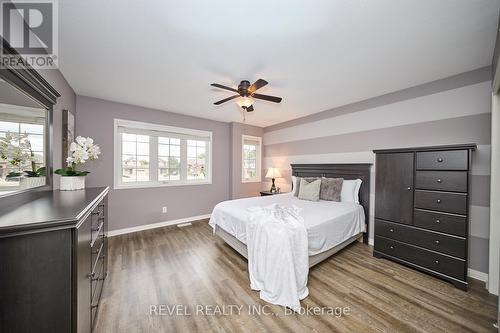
left=0, top=78, right=48, bottom=196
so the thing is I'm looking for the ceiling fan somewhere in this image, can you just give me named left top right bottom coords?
left=210, top=79, right=282, bottom=112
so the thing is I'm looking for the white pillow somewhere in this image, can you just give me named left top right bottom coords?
left=292, top=176, right=297, bottom=192
left=341, top=179, right=362, bottom=203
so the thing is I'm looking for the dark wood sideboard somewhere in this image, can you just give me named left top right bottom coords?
left=373, top=144, right=476, bottom=290
left=0, top=187, right=109, bottom=333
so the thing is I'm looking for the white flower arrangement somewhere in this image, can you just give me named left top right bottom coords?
left=56, top=136, right=101, bottom=177
left=66, top=136, right=101, bottom=166
left=0, top=132, right=44, bottom=177
left=0, top=132, right=32, bottom=166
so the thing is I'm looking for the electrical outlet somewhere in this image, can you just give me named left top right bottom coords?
left=162, top=206, right=167, bottom=214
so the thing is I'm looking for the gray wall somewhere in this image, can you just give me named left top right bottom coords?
left=38, top=69, right=77, bottom=188
left=75, top=96, right=230, bottom=232
left=229, top=122, right=264, bottom=199
left=493, top=13, right=500, bottom=81
left=263, top=66, right=492, bottom=274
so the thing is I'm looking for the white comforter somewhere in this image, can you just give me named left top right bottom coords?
left=210, top=193, right=365, bottom=255
left=246, top=204, right=309, bottom=311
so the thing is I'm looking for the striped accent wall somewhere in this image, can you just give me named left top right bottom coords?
left=263, top=67, right=492, bottom=273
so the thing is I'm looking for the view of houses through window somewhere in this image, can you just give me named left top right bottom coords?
left=158, top=137, right=181, bottom=181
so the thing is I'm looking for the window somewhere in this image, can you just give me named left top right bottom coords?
left=158, top=137, right=181, bottom=181
left=241, top=135, right=261, bottom=183
left=114, top=119, right=212, bottom=188
left=0, top=107, right=46, bottom=190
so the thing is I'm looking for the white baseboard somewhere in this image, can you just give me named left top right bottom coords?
left=468, top=268, right=488, bottom=282
left=368, top=238, right=374, bottom=246
left=108, top=214, right=211, bottom=237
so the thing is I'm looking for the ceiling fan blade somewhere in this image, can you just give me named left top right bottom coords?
left=210, top=83, right=239, bottom=93
left=252, top=93, right=282, bottom=103
left=246, top=104, right=254, bottom=112
left=213, top=94, right=239, bottom=105
left=248, top=79, right=268, bottom=94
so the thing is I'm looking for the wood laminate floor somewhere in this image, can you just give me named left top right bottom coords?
left=95, top=220, right=497, bottom=333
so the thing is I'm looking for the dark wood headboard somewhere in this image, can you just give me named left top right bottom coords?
left=291, top=163, right=372, bottom=244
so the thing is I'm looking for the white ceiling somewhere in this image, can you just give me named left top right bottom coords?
left=59, top=0, right=500, bottom=127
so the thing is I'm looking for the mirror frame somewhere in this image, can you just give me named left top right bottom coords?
left=0, top=37, right=60, bottom=197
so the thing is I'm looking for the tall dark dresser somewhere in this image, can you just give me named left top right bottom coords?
left=373, top=144, right=476, bottom=290
left=0, top=187, right=109, bottom=332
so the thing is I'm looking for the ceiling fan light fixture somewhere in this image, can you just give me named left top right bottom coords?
left=237, top=96, right=253, bottom=108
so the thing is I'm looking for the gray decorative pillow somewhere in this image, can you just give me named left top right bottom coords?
left=320, top=177, right=344, bottom=201
left=294, top=177, right=319, bottom=197
left=298, top=178, right=321, bottom=202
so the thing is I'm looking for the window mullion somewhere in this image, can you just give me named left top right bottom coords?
left=117, top=133, right=123, bottom=186
left=207, top=141, right=211, bottom=182
left=180, top=139, right=187, bottom=181
left=135, top=139, right=138, bottom=182
left=150, top=135, right=159, bottom=183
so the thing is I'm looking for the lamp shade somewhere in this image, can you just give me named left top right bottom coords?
left=265, top=167, right=282, bottom=179
left=237, top=97, right=253, bottom=108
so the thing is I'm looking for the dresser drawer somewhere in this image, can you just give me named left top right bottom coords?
left=91, top=257, right=105, bottom=329
left=91, top=203, right=104, bottom=223
left=414, top=209, right=467, bottom=237
left=415, top=190, right=467, bottom=215
left=416, top=150, right=468, bottom=170
left=374, top=236, right=466, bottom=280
left=91, top=234, right=104, bottom=267
left=415, top=171, right=467, bottom=192
left=91, top=256, right=105, bottom=302
left=375, top=219, right=465, bottom=258
left=91, top=218, right=104, bottom=247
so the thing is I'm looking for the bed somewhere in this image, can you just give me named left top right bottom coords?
left=210, top=164, right=372, bottom=267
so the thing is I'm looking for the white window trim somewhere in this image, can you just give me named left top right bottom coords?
left=113, top=119, right=212, bottom=189
left=241, top=135, right=262, bottom=183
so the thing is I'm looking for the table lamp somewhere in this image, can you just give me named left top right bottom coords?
left=265, top=167, right=282, bottom=193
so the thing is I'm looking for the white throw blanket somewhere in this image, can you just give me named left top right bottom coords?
left=246, top=204, right=309, bottom=311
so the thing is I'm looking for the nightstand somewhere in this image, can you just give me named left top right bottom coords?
left=260, top=191, right=284, bottom=196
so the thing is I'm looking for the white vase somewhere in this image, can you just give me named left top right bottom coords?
left=60, top=176, right=86, bottom=191
left=19, top=177, right=46, bottom=190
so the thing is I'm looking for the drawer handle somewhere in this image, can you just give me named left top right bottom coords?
left=435, top=219, right=441, bottom=224
left=435, top=260, right=440, bottom=264
left=437, top=179, right=442, bottom=183
left=435, top=240, right=440, bottom=245
left=436, top=199, right=442, bottom=204
left=389, top=245, right=394, bottom=249
left=406, top=186, right=412, bottom=191
left=389, top=228, right=394, bottom=233
left=437, top=157, right=444, bottom=163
